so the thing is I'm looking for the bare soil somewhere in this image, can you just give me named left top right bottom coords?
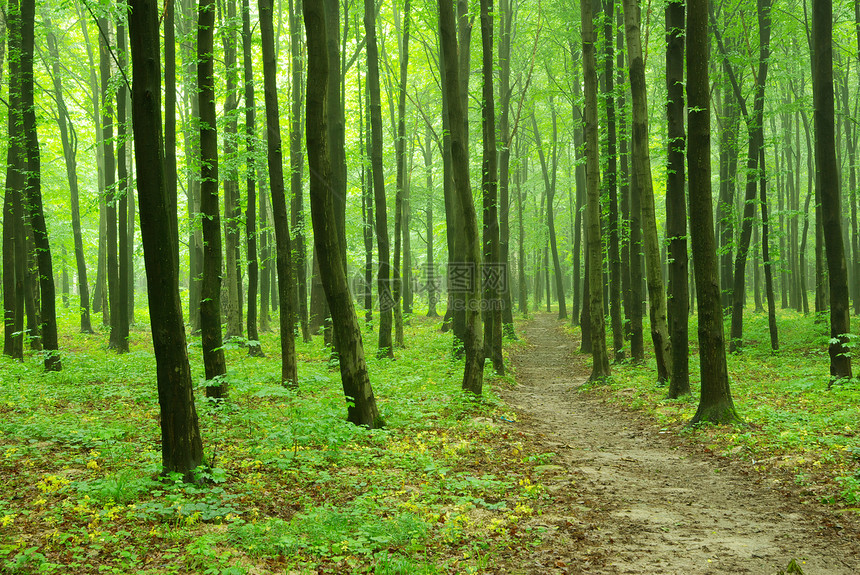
left=501, top=313, right=860, bottom=574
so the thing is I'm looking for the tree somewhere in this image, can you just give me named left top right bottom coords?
left=3, top=0, right=25, bottom=360
left=439, top=0, right=485, bottom=394
left=22, top=0, right=60, bottom=370
left=393, top=0, right=412, bottom=350
left=687, top=0, right=740, bottom=425
left=128, top=0, right=204, bottom=476
left=241, top=0, right=263, bottom=357
left=259, top=0, right=298, bottom=386
left=623, top=0, right=671, bottom=383
left=582, top=0, right=610, bottom=382
left=665, top=0, right=689, bottom=397
left=481, top=0, right=503, bottom=373
left=365, top=0, right=394, bottom=358
left=812, top=0, right=852, bottom=381
left=290, top=0, right=311, bottom=343
left=303, top=0, right=382, bottom=427
left=603, top=0, right=623, bottom=362
left=198, top=0, right=228, bottom=397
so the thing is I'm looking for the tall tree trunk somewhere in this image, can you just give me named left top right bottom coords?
left=165, top=0, right=179, bottom=277
left=481, top=0, right=503, bottom=372
left=440, top=0, right=485, bottom=394
left=21, top=0, right=59, bottom=370
left=199, top=0, right=228, bottom=396
left=623, top=0, right=672, bottom=382
left=497, top=0, right=514, bottom=335
left=44, top=16, right=93, bottom=334
left=116, top=20, right=130, bottom=353
left=759, top=148, right=779, bottom=350
left=361, top=69, right=374, bottom=325
left=687, top=0, right=740, bottom=425
left=423, top=129, right=439, bottom=317
left=582, top=0, right=610, bottom=381
left=222, top=0, right=243, bottom=340
left=179, top=0, right=202, bottom=333
left=665, top=0, right=689, bottom=397
left=393, top=0, right=411, bottom=349
left=291, top=0, right=311, bottom=342
left=3, top=2, right=24, bottom=359
left=100, top=18, right=122, bottom=352
left=260, top=0, right=298, bottom=385
left=365, top=0, right=393, bottom=358
left=813, top=0, right=853, bottom=381
left=128, top=0, right=204, bottom=475
left=603, top=0, right=622, bottom=359
left=516, top=141, right=528, bottom=316
left=303, top=0, right=381, bottom=427
left=242, top=0, right=263, bottom=357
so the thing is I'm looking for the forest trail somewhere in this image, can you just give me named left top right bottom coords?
left=503, top=313, right=860, bottom=575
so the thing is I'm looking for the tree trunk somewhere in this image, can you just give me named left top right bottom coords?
left=582, top=0, right=610, bottom=381
left=100, top=18, right=122, bottom=352
left=759, top=148, right=779, bottom=350
left=480, top=0, right=503, bottom=372
left=179, top=0, right=202, bottom=333
left=20, top=0, right=59, bottom=370
left=116, top=20, right=130, bottom=353
left=222, top=0, right=243, bottom=341
left=393, top=0, right=411, bottom=349
left=128, top=0, right=205, bottom=475
left=199, top=0, right=228, bottom=396
left=291, top=0, right=311, bottom=343
left=260, top=0, right=298, bottom=386
left=687, top=0, right=740, bottom=425
left=303, top=0, right=382, bottom=427
left=440, top=0, right=485, bottom=394
left=3, top=2, right=24, bottom=359
left=241, top=0, right=263, bottom=356
left=365, top=0, right=393, bottom=358
left=813, top=0, right=852, bottom=381
left=665, top=0, right=689, bottom=397
left=423, top=129, right=439, bottom=317
left=623, top=0, right=672, bottom=382
left=603, top=0, right=623, bottom=360
left=498, top=0, right=514, bottom=336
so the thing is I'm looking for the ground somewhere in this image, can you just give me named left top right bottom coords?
left=502, top=313, right=860, bottom=574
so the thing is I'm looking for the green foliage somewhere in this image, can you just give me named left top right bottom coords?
left=0, top=314, right=559, bottom=573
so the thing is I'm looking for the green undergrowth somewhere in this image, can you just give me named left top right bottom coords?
left=0, top=308, right=555, bottom=574
left=566, top=306, right=860, bottom=508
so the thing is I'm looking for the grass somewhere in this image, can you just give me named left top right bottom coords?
left=0, top=303, right=560, bottom=574
left=566, top=304, right=860, bottom=508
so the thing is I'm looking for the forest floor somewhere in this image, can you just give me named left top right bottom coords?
left=502, top=313, right=860, bottom=575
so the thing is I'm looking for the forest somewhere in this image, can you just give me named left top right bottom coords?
left=1, top=0, right=860, bottom=571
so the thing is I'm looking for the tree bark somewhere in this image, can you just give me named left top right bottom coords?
left=393, top=0, right=411, bottom=349
left=128, top=0, right=205, bottom=474
left=291, top=0, right=311, bottom=342
left=687, top=0, right=740, bottom=425
left=365, top=0, right=393, bottom=358
left=242, top=0, right=263, bottom=357
left=440, top=0, right=485, bottom=394
left=604, top=0, right=623, bottom=361
left=303, top=0, right=382, bottom=427
left=199, top=0, right=228, bottom=396
left=813, top=0, right=852, bottom=380
left=116, top=20, right=130, bottom=353
left=260, top=0, right=298, bottom=386
left=582, top=0, right=610, bottom=381
left=481, top=0, right=503, bottom=372
left=222, top=0, right=243, bottom=341
left=623, top=0, right=672, bottom=382
left=665, top=0, right=689, bottom=397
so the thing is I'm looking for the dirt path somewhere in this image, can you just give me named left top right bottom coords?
left=504, top=313, right=860, bottom=575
